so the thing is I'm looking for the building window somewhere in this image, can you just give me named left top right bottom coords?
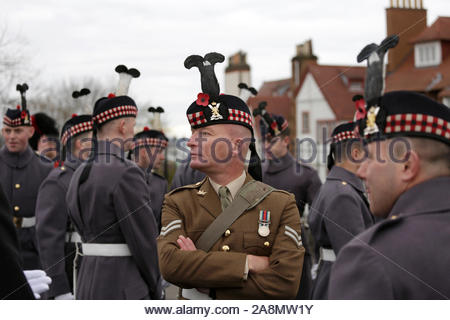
left=415, top=41, right=442, bottom=68
left=302, top=112, right=310, bottom=134
left=349, top=81, right=363, bottom=92
left=317, top=120, right=339, bottom=144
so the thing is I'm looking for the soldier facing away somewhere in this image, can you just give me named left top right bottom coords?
left=66, top=66, right=163, bottom=299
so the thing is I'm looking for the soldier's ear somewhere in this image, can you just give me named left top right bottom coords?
left=400, top=149, right=420, bottom=183
left=26, top=126, right=35, bottom=138
left=118, top=119, right=126, bottom=135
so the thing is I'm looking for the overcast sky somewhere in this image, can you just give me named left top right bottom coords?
left=2, top=0, right=448, bottom=137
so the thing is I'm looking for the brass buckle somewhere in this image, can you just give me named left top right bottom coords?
left=12, top=216, right=23, bottom=228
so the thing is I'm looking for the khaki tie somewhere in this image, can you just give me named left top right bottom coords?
left=218, top=186, right=232, bottom=211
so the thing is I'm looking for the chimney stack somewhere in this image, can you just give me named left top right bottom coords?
left=291, top=40, right=318, bottom=89
left=386, top=0, right=427, bottom=72
left=224, top=51, right=251, bottom=96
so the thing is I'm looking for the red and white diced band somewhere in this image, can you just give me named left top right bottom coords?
left=187, top=108, right=253, bottom=127
left=133, top=138, right=168, bottom=149
left=227, top=108, right=253, bottom=127
left=333, top=130, right=358, bottom=143
left=3, top=116, right=23, bottom=127
left=187, top=111, right=207, bottom=126
left=93, top=105, right=137, bottom=125
left=384, top=113, right=450, bottom=140
left=61, top=121, right=93, bottom=146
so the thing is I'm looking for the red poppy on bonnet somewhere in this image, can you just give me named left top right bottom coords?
left=196, top=93, right=209, bottom=106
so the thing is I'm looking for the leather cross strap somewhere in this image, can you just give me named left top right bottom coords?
left=195, top=180, right=274, bottom=252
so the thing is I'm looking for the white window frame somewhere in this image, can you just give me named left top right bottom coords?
left=415, top=41, right=442, bottom=68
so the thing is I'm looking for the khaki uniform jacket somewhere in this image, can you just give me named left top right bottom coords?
left=158, top=174, right=304, bottom=299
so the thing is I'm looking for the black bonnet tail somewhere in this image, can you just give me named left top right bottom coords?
left=248, top=140, right=262, bottom=181
left=79, top=124, right=98, bottom=185
left=327, top=143, right=335, bottom=171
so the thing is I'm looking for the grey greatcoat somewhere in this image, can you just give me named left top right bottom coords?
left=0, top=183, right=35, bottom=299
left=308, top=166, right=374, bottom=299
left=262, top=152, right=322, bottom=299
left=0, top=146, right=52, bottom=269
left=145, top=171, right=168, bottom=232
left=35, top=155, right=82, bottom=298
left=66, top=140, right=162, bottom=300
left=329, top=176, right=450, bottom=299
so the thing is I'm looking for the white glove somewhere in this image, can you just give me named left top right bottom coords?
left=23, top=270, right=52, bottom=299
left=55, top=292, right=74, bottom=300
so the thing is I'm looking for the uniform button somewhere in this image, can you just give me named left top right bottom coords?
left=14, top=206, right=20, bottom=212
left=221, top=245, right=230, bottom=252
left=391, top=215, right=398, bottom=220
left=224, top=229, right=231, bottom=237
left=341, top=181, right=347, bottom=185
left=264, top=241, right=270, bottom=247
left=15, top=184, right=21, bottom=189
left=61, top=166, right=66, bottom=171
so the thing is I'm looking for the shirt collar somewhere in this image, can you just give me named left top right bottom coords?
left=209, top=170, right=247, bottom=199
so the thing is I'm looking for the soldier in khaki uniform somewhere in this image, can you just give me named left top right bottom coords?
left=157, top=52, right=304, bottom=299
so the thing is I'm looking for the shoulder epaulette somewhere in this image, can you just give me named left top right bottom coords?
left=167, top=178, right=206, bottom=196
left=366, top=216, right=403, bottom=243
left=271, top=188, right=293, bottom=197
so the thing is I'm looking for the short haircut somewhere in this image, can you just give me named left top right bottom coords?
left=333, top=139, right=364, bottom=164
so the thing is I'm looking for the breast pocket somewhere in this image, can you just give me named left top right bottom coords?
left=243, top=233, right=272, bottom=256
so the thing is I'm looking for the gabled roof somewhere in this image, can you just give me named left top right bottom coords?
left=257, top=79, right=291, bottom=97
left=386, top=49, right=450, bottom=93
left=299, top=64, right=366, bottom=120
left=247, top=95, right=293, bottom=138
left=247, top=96, right=292, bottom=122
left=410, top=17, right=450, bottom=43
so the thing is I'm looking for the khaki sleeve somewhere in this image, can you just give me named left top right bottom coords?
left=157, top=194, right=247, bottom=289
left=217, top=194, right=304, bottom=299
